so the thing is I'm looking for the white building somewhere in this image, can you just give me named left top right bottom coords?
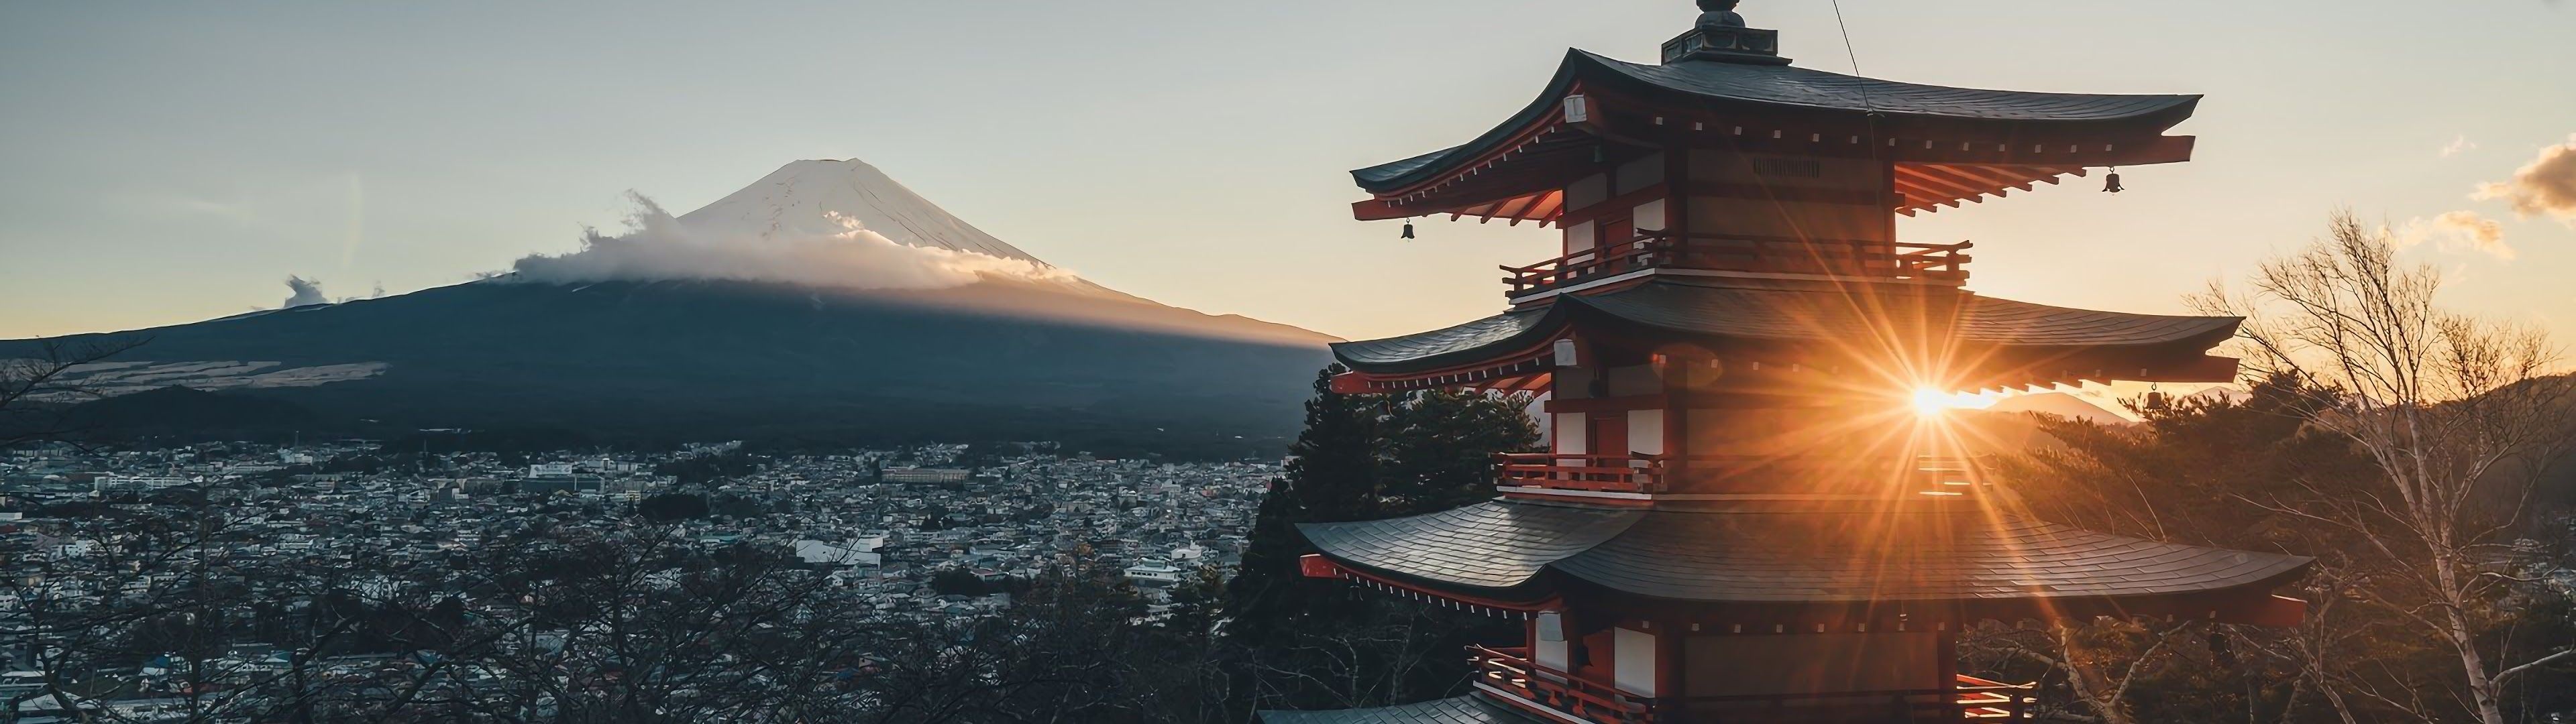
left=1123, top=558, right=1184, bottom=586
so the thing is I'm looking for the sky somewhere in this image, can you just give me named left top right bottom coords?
left=1, top=1, right=2571, bottom=345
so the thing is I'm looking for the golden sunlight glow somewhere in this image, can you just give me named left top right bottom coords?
left=1911, top=387, right=1953, bottom=418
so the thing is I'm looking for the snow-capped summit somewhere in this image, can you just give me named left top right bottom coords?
left=676, top=159, right=1051, bottom=266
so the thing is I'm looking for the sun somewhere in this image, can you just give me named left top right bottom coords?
left=1911, top=387, right=1955, bottom=418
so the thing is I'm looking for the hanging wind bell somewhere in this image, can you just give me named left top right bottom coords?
left=2102, top=166, right=2125, bottom=194
left=1401, top=218, right=1417, bottom=240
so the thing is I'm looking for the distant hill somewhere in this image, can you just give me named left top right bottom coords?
left=1978, top=392, right=2135, bottom=426
left=5, top=278, right=1336, bottom=453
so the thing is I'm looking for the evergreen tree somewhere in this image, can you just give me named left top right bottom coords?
left=1287, top=365, right=1386, bottom=523
left=1222, top=366, right=1380, bottom=643
left=1223, top=369, right=1544, bottom=713
left=1380, top=389, right=1540, bottom=514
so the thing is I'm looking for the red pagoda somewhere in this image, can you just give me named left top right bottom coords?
left=1260, top=4, right=2312, bottom=723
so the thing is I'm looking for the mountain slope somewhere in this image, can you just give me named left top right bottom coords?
left=5, top=160, right=1338, bottom=449
left=23, top=278, right=1333, bottom=444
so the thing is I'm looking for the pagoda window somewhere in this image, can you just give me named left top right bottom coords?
left=1553, top=413, right=1591, bottom=455
left=1613, top=627, right=1659, bottom=697
left=1534, top=611, right=1572, bottom=679
left=1626, top=409, right=1666, bottom=456
left=1564, top=219, right=1598, bottom=259
left=1633, top=197, right=1668, bottom=233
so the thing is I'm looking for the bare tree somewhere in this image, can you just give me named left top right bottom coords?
left=2195, top=210, right=2576, bottom=724
left=0, top=335, right=148, bottom=450
left=1960, top=617, right=2210, bottom=724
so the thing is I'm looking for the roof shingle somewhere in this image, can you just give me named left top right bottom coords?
left=1301, top=500, right=2312, bottom=605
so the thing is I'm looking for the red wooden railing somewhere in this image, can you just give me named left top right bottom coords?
left=1503, top=231, right=1973, bottom=296
left=1499, top=453, right=1985, bottom=497
left=1495, top=453, right=1668, bottom=494
left=1953, top=675, right=2038, bottom=720
left=1468, top=645, right=1658, bottom=724
left=1468, top=645, right=2035, bottom=722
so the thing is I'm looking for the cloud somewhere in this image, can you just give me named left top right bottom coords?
left=282, top=276, right=330, bottom=308
left=2473, top=133, right=2576, bottom=224
left=2400, top=210, right=2516, bottom=260
left=506, top=193, right=1078, bottom=291
left=2441, top=135, right=2477, bottom=158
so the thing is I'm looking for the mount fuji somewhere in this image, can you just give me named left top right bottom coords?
left=682, top=159, right=1052, bottom=264
left=8, top=160, right=1338, bottom=452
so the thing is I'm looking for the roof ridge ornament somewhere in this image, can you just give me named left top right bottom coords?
left=1667, top=1, right=1790, bottom=66
left=1697, top=0, right=1747, bottom=30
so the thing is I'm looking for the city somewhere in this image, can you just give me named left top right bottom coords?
left=2, top=439, right=1273, bottom=721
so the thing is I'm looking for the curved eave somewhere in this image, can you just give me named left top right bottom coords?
left=1302, top=500, right=2315, bottom=619
left=1352, top=52, right=1591, bottom=196
left=1352, top=48, right=2203, bottom=199
left=1548, top=512, right=2314, bottom=605
left=1330, top=281, right=2243, bottom=385
left=1566, top=283, right=2244, bottom=352
left=1296, top=501, right=1643, bottom=601
left=1331, top=306, right=1565, bottom=376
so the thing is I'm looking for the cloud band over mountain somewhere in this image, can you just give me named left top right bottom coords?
left=508, top=192, right=1075, bottom=291
left=506, top=160, right=1079, bottom=291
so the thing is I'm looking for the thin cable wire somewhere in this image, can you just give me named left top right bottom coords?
left=1829, top=0, right=1895, bottom=247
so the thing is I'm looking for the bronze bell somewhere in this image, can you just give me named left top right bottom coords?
left=2103, top=168, right=2125, bottom=194
left=1401, top=221, right=1416, bottom=240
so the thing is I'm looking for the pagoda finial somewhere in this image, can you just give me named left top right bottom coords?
left=1666, top=0, right=1785, bottom=65
left=1697, top=0, right=1747, bottom=30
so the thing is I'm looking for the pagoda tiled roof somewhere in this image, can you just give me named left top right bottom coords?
left=1588, top=52, right=2197, bottom=124
left=1299, top=499, right=2312, bottom=605
left=1330, top=279, right=2241, bottom=375
left=1333, top=308, right=1555, bottom=373
left=1261, top=695, right=1540, bottom=724
left=1354, top=50, right=2199, bottom=194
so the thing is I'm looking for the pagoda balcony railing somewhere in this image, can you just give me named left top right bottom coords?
left=1468, top=645, right=1657, bottom=724
left=1503, top=231, right=1973, bottom=297
left=1498, top=453, right=1983, bottom=497
left=1953, top=675, right=2040, bottom=720
left=1469, top=645, right=2034, bottom=722
left=1495, top=453, right=1669, bottom=494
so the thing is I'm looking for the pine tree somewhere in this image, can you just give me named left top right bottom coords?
left=1222, top=371, right=1542, bottom=713
left=1379, top=389, right=1540, bottom=515
left=1222, top=365, right=1380, bottom=644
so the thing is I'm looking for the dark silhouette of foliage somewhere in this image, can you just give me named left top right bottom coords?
left=1223, top=367, right=1538, bottom=714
